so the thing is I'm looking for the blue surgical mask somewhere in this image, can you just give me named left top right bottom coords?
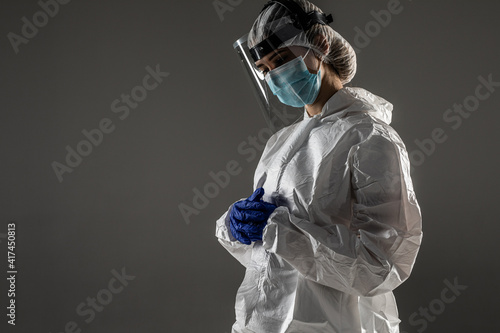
left=265, top=51, right=321, bottom=108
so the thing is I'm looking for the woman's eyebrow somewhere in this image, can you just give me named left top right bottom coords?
left=269, top=49, right=289, bottom=62
left=256, top=49, right=289, bottom=69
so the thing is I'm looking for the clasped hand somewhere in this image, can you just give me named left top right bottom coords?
left=229, top=187, right=277, bottom=245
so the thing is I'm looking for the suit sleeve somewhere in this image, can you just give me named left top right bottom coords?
left=215, top=200, right=255, bottom=268
left=261, top=131, right=423, bottom=297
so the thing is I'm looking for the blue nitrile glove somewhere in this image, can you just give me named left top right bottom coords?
left=229, top=187, right=277, bottom=245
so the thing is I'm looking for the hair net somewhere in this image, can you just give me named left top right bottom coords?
left=248, top=0, right=357, bottom=85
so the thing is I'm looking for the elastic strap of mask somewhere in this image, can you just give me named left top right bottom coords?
left=302, top=48, right=322, bottom=74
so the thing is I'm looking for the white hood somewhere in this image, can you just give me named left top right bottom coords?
left=312, top=87, right=394, bottom=125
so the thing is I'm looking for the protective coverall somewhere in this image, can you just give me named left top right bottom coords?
left=216, top=86, right=423, bottom=333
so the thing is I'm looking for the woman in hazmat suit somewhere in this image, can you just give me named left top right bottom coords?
left=215, top=0, right=423, bottom=332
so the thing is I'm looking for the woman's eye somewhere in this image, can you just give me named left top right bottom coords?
left=275, top=57, right=286, bottom=66
left=258, top=54, right=289, bottom=77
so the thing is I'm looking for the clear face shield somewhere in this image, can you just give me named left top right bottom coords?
left=232, top=0, right=333, bottom=133
left=233, top=34, right=305, bottom=133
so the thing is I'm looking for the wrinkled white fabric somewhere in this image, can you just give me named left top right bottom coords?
left=215, top=87, right=423, bottom=333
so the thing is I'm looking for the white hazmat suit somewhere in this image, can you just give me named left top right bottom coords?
left=216, top=87, right=423, bottom=333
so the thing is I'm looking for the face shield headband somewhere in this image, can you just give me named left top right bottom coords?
left=248, top=0, right=333, bottom=62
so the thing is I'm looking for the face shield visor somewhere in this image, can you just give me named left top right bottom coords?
left=233, top=35, right=307, bottom=133
left=232, top=0, right=333, bottom=133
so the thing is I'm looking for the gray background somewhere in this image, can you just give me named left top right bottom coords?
left=0, top=0, right=498, bottom=332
